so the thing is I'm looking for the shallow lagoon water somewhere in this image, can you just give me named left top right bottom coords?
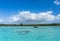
left=0, top=26, right=60, bottom=41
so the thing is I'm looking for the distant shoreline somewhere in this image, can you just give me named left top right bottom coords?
left=0, top=23, right=60, bottom=26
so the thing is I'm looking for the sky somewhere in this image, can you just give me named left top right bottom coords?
left=0, top=0, right=60, bottom=24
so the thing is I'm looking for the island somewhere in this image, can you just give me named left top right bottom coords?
left=0, top=23, right=60, bottom=26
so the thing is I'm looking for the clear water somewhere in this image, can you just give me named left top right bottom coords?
left=0, top=26, right=60, bottom=41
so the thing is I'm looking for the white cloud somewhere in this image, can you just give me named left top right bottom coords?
left=0, top=19, right=4, bottom=23
left=6, top=11, right=55, bottom=24
left=56, top=14, right=60, bottom=20
left=38, top=11, right=54, bottom=21
left=0, top=11, right=60, bottom=24
left=54, top=0, right=60, bottom=5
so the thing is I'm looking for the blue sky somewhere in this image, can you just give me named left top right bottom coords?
left=0, top=0, right=60, bottom=24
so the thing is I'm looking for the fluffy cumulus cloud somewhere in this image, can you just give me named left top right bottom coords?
left=54, top=0, right=60, bottom=5
left=0, top=11, right=60, bottom=24
left=8, top=11, right=54, bottom=24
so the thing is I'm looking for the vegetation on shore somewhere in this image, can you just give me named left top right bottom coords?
left=0, top=23, right=60, bottom=26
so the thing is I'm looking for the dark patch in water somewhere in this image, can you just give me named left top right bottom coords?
left=33, top=26, right=38, bottom=28
left=16, top=31, right=31, bottom=35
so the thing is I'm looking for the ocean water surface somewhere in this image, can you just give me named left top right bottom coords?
left=0, top=26, right=60, bottom=41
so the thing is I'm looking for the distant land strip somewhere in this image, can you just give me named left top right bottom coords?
left=0, top=23, right=60, bottom=26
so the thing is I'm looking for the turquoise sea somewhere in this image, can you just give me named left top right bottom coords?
left=0, top=26, right=60, bottom=41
